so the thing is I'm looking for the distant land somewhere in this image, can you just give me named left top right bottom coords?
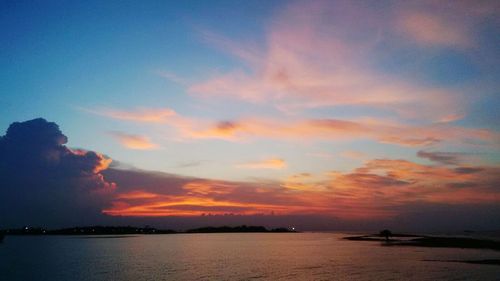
left=0, top=225, right=296, bottom=236
left=343, top=233, right=500, bottom=252
left=343, top=232, right=500, bottom=266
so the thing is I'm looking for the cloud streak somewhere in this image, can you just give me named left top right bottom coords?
left=87, top=106, right=499, bottom=148
left=417, top=150, right=462, bottom=165
left=109, top=131, right=159, bottom=150
left=85, top=107, right=177, bottom=123
left=236, top=158, right=287, bottom=170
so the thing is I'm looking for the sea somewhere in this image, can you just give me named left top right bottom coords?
left=1, top=232, right=499, bottom=280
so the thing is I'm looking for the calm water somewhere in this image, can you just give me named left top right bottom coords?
left=1, top=233, right=499, bottom=280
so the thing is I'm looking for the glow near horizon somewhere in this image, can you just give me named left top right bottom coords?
left=1, top=0, right=500, bottom=220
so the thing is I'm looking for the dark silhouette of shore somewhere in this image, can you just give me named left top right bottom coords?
left=423, top=259, right=500, bottom=265
left=343, top=231, right=500, bottom=266
left=343, top=233, right=500, bottom=251
left=1, top=225, right=296, bottom=236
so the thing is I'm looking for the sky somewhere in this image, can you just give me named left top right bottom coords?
left=1, top=0, right=500, bottom=231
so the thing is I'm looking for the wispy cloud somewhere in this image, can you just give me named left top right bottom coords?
left=183, top=117, right=497, bottom=147
left=86, top=107, right=177, bottom=123
left=397, top=11, right=472, bottom=48
left=185, top=1, right=480, bottom=122
left=109, top=131, right=159, bottom=150
left=417, top=150, right=467, bottom=165
left=395, top=1, right=499, bottom=49
left=341, top=151, right=367, bottom=160
left=87, top=106, right=498, bottom=148
left=236, top=158, right=287, bottom=170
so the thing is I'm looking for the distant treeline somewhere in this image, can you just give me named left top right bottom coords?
left=186, top=225, right=292, bottom=233
left=1, top=225, right=295, bottom=235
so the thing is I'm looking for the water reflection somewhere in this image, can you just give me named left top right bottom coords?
left=0, top=233, right=499, bottom=280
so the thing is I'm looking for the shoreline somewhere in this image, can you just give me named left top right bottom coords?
left=343, top=233, right=500, bottom=251
left=343, top=233, right=500, bottom=266
left=0, top=225, right=297, bottom=236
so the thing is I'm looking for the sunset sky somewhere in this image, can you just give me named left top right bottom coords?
left=1, top=0, right=499, bottom=231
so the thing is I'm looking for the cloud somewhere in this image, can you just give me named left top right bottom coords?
left=109, top=131, right=159, bottom=150
left=2, top=117, right=498, bottom=230
left=188, top=120, right=242, bottom=140
left=395, top=1, right=499, bottom=49
left=417, top=150, right=462, bottom=165
left=85, top=107, right=177, bottom=123
left=0, top=118, right=116, bottom=227
left=183, top=116, right=497, bottom=147
left=101, top=168, right=308, bottom=217
left=184, top=1, right=482, bottom=122
left=329, top=158, right=500, bottom=207
left=397, top=10, right=472, bottom=48
left=100, top=154, right=500, bottom=227
left=236, top=158, right=287, bottom=170
left=87, top=105, right=498, bottom=148
left=175, top=161, right=203, bottom=168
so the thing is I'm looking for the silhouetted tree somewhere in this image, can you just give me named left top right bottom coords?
left=380, top=229, right=392, bottom=241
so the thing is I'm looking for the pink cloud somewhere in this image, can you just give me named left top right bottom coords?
left=398, top=11, right=472, bottom=48
left=185, top=1, right=474, bottom=122
left=236, top=158, right=287, bottom=170
left=109, top=131, right=159, bottom=150
left=86, top=105, right=499, bottom=148
left=395, top=0, right=499, bottom=48
left=86, top=107, right=177, bottom=123
left=104, top=158, right=500, bottom=220
left=182, top=116, right=497, bottom=147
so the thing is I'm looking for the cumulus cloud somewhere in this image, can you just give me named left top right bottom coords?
left=0, top=118, right=116, bottom=227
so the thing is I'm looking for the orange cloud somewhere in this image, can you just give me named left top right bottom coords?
left=183, top=117, right=497, bottom=147
left=70, top=149, right=113, bottom=173
left=109, top=131, right=158, bottom=150
left=116, top=191, right=159, bottom=200
left=237, top=158, right=287, bottom=169
left=104, top=157, right=500, bottom=220
left=87, top=105, right=499, bottom=148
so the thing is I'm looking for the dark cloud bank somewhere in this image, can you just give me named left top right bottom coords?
left=0, top=118, right=115, bottom=227
left=1, top=118, right=499, bottom=232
